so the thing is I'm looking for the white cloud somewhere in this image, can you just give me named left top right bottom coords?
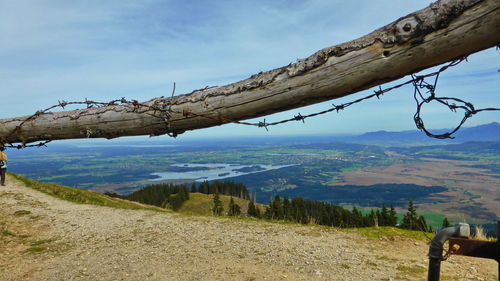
left=0, top=0, right=497, bottom=137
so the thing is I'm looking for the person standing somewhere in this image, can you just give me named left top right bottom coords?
left=0, top=147, right=7, bottom=186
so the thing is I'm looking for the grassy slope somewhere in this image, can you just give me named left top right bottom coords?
left=9, top=173, right=165, bottom=212
left=10, top=172, right=432, bottom=241
left=181, top=193, right=432, bottom=241
left=179, top=193, right=266, bottom=216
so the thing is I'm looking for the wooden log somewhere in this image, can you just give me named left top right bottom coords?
left=1, top=0, right=499, bottom=145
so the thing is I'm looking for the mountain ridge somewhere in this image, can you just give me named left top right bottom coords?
left=347, top=122, right=499, bottom=144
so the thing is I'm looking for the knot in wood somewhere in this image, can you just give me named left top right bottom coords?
left=395, top=16, right=419, bottom=42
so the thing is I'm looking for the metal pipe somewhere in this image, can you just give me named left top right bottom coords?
left=428, top=223, right=470, bottom=281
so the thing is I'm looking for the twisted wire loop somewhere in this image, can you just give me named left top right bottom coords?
left=1, top=56, right=499, bottom=149
left=411, top=58, right=499, bottom=139
left=181, top=57, right=498, bottom=136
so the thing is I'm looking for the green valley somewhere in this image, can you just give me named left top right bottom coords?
left=6, top=135, right=499, bottom=224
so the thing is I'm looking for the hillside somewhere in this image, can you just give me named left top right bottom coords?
left=0, top=174, right=496, bottom=281
left=350, top=122, right=500, bottom=144
left=178, top=193, right=266, bottom=216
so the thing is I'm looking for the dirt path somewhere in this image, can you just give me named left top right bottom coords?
left=0, top=175, right=496, bottom=281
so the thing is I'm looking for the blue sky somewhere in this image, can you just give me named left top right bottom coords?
left=1, top=0, right=498, bottom=140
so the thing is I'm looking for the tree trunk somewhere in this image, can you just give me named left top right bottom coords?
left=1, top=0, right=499, bottom=145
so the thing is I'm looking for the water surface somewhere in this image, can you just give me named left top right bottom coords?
left=151, top=163, right=295, bottom=182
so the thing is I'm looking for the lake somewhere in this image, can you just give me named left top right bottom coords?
left=150, top=163, right=295, bottom=182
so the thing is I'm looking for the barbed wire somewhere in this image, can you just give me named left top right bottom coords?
left=1, top=56, right=499, bottom=149
left=412, top=58, right=500, bottom=139
left=0, top=98, right=169, bottom=149
left=181, top=57, right=499, bottom=136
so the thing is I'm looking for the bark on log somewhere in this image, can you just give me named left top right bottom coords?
left=1, top=0, right=499, bottom=145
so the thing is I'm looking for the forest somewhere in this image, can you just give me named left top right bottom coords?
left=107, top=180, right=250, bottom=211
left=109, top=180, right=433, bottom=232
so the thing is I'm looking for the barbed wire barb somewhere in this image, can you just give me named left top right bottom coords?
left=1, top=55, right=499, bottom=149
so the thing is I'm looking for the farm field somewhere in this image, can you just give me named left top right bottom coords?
left=337, top=158, right=500, bottom=222
left=6, top=136, right=499, bottom=224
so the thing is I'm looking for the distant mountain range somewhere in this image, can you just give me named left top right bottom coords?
left=47, top=122, right=500, bottom=147
left=346, top=122, right=500, bottom=144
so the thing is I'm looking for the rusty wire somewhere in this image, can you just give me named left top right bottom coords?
left=181, top=57, right=499, bottom=136
left=1, top=98, right=166, bottom=148
left=412, top=58, right=500, bottom=139
left=1, top=56, right=499, bottom=149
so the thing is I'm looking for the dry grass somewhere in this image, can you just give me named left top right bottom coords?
left=472, top=225, right=494, bottom=241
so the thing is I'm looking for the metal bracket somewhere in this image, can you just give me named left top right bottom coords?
left=449, top=238, right=499, bottom=261
left=448, top=221, right=499, bottom=279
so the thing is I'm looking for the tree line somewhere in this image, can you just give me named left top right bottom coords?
left=119, top=183, right=190, bottom=211
left=239, top=196, right=431, bottom=231
left=193, top=180, right=250, bottom=200
left=105, top=180, right=250, bottom=211
left=106, top=180, right=433, bottom=232
left=255, top=195, right=400, bottom=228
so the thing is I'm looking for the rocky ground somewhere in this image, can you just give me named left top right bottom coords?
left=0, top=174, right=497, bottom=281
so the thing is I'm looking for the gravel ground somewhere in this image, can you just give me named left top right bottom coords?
left=0, top=174, right=497, bottom=281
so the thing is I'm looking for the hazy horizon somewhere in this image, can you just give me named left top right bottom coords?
left=10, top=121, right=495, bottom=148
